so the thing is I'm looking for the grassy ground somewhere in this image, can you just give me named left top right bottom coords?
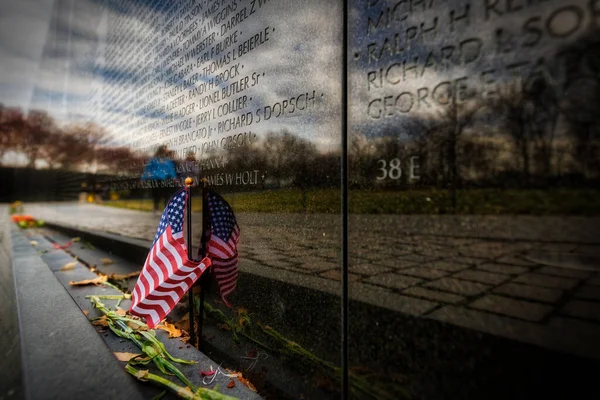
left=103, top=188, right=600, bottom=215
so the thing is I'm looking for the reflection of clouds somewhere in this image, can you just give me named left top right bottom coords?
left=0, top=0, right=54, bottom=110
left=25, top=0, right=344, bottom=157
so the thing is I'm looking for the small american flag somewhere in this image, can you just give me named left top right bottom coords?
left=206, top=189, right=240, bottom=307
left=130, top=188, right=210, bottom=328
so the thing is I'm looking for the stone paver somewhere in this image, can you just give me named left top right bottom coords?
left=350, top=282, right=437, bottom=316
left=426, top=260, right=470, bottom=272
left=253, top=254, right=286, bottom=262
left=379, top=258, right=420, bottom=269
left=470, top=294, right=553, bottom=322
left=397, top=254, right=439, bottom=264
left=573, top=285, right=600, bottom=301
left=299, top=260, right=337, bottom=272
left=561, top=300, right=600, bottom=322
left=262, top=259, right=296, bottom=269
left=403, top=287, right=465, bottom=304
left=319, top=269, right=360, bottom=282
left=396, top=266, right=449, bottom=279
left=453, top=269, right=510, bottom=285
left=349, top=263, right=392, bottom=275
left=449, top=256, right=487, bottom=266
left=424, top=277, right=491, bottom=296
left=494, top=255, right=539, bottom=267
left=536, top=266, right=593, bottom=279
left=478, top=263, right=530, bottom=275
left=364, top=273, right=422, bottom=290
left=494, top=282, right=563, bottom=303
left=514, top=272, right=579, bottom=290
left=458, top=241, right=514, bottom=258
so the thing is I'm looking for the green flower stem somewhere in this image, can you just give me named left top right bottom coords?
left=125, top=365, right=239, bottom=400
left=202, top=301, right=409, bottom=400
left=89, top=296, right=196, bottom=391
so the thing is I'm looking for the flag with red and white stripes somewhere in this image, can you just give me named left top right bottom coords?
left=206, top=189, right=240, bottom=307
left=130, top=188, right=210, bottom=328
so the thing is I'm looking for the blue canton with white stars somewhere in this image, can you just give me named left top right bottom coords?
left=208, top=192, right=236, bottom=242
left=153, top=190, right=186, bottom=245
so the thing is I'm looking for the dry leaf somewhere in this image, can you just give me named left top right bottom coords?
left=237, top=374, right=257, bottom=392
left=69, top=276, right=108, bottom=286
left=92, top=315, right=109, bottom=327
left=100, top=258, right=114, bottom=265
left=83, top=310, right=89, bottom=316
left=60, top=262, right=77, bottom=271
left=30, top=240, right=38, bottom=246
left=174, top=313, right=190, bottom=331
left=135, top=369, right=149, bottom=380
left=229, top=371, right=257, bottom=392
left=115, top=308, right=126, bottom=316
left=157, top=321, right=183, bottom=338
left=71, top=237, right=81, bottom=242
left=114, top=352, right=141, bottom=362
left=110, top=270, right=141, bottom=280
left=227, top=380, right=235, bottom=389
left=127, top=321, right=148, bottom=331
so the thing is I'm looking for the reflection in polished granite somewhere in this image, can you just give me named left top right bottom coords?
left=25, top=202, right=600, bottom=362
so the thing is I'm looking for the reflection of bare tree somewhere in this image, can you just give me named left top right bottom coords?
left=486, top=73, right=560, bottom=184
left=46, top=123, right=107, bottom=170
left=348, top=133, right=374, bottom=187
left=0, top=105, right=26, bottom=164
left=23, top=110, right=57, bottom=168
left=263, top=130, right=318, bottom=188
left=558, top=30, right=600, bottom=178
left=0, top=103, right=140, bottom=175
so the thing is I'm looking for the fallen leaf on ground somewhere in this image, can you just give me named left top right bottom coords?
left=127, top=321, right=148, bottom=331
left=82, top=310, right=89, bottom=316
left=114, top=352, right=141, bottom=362
left=115, top=308, right=127, bottom=316
left=60, top=262, right=77, bottom=271
left=30, top=241, right=38, bottom=246
left=157, top=321, right=183, bottom=338
left=135, top=369, right=149, bottom=379
left=69, top=276, right=108, bottom=286
left=52, top=241, right=72, bottom=249
left=227, top=380, right=235, bottom=389
left=110, top=270, right=141, bottom=280
left=92, top=315, right=109, bottom=327
left=174, top=313, right=190, bottom=331
left=217, top=323, right=231, bottom=331
left=71, top=237, right=81, bottom=242
left=100, top=258, right=114, bottom=265
left=230, top=372, right=257, bottom=392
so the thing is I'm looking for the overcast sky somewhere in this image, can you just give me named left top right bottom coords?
left=0, top=0, right=55, bottom=112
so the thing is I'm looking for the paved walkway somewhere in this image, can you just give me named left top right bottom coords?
left=25, top=202, right=600, bottom=360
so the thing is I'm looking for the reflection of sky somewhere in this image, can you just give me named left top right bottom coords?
left=0, top=0, right=54, bottom=111
left=7, top=0, right=343, bottom=159
left=1, top=0, right=588, bottom=156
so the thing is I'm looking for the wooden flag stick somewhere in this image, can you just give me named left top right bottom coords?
left=184, top=177, right=196, bottom=347
left=197, top=177, right=210, bottom=350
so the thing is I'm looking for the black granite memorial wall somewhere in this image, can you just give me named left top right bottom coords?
left=2, top=0, right=600, bottom=398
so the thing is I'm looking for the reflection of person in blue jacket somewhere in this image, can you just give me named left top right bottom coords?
left=142, top=145, right=176, bottom=212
